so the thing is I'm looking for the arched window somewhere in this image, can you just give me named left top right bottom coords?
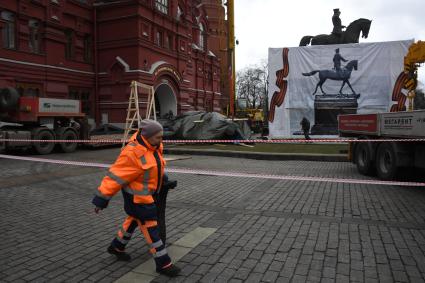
left=199, top=23, right=205, bottom=50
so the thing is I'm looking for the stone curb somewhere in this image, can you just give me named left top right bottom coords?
left=163, top=148, right=348, bottom=162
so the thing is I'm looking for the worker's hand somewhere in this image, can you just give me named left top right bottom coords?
left=94, top=207, right=102, bottom=214
left=170, top=180, right=178, bottom=189
left=162, top=180, right=177, bottom=190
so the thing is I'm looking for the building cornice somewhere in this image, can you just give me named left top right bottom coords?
left=0, top=57, right=95, bottom=75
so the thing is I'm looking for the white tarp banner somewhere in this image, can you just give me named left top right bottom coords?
left=267, top=40, right=413, bottom=137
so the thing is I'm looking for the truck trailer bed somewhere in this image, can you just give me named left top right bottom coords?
left=339, top=110, right=425, bottom=139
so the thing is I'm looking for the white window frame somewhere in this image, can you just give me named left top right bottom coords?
left=155, top=0, right=168, bottom=15
left=29, top=19, right=40, bottom=53
left=1, top=11, right=16, bottom=49
left=199, top=23, right=205, bottom=50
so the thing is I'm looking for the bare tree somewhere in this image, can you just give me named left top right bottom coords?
left=236, top=62, right=268, bottom=109
left=259, top=59, right=269, bottom=119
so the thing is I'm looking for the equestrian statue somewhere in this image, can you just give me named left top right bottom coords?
left=300, top=9, right=372, bottom=46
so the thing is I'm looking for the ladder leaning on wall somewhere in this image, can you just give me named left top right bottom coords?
left=122, top=81, right=157, bottom=148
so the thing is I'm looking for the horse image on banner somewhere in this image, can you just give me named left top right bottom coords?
left=302, top=60, right=359, bottom=96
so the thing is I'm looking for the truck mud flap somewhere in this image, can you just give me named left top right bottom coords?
left=415, top=145, right=425, bottom=169
left=391, top=142, right=414, bottom=167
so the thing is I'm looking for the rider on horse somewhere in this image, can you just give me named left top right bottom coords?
left=333, top=48, right=347, bottom=72
left=332, top=9, right=345, bottom=39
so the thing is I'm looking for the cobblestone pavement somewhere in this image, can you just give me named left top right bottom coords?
left=0, top=148, right=425, bottom=282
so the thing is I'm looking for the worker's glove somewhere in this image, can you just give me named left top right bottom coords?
left=164, top=180, right=177, bottom=190
left=162, top=174, right=177, bottom=190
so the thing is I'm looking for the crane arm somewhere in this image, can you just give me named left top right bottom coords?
left=402, top=41, right=425, bottom=92
left=404, top=40, right=425, bottom=67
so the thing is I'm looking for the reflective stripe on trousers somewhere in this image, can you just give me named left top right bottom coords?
left=111, top=216, right=171, bottom=267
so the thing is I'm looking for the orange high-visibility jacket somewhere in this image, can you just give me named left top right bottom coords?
left=93, top=132, right=166, bottom=208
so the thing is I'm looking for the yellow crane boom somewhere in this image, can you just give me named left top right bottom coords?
left=227, top=0, right=236, bottom=118
left=402, top=41, right=425, bottom=111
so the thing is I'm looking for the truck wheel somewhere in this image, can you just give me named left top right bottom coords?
left=33, top=129, right=55, bottom=155
left=58, top=130, right=78, bottom=153
left=0, top=87, right=20, bottom=110
left=355, top=143, right=375, bottom=176
left=376, top=143, right=397, bottom=180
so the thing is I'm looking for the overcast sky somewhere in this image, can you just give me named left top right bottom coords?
left=234, top=0, right=425, bottom=84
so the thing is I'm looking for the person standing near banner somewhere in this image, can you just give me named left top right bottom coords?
left=300, top=117, right=311, bottom=140
left=92, top=119, right=180, bottom=277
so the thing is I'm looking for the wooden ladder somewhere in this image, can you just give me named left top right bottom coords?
left=122, top=81, right=156, bottom=148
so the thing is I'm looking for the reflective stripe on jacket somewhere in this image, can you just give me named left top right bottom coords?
left=92, top=132, right=166, bottom=208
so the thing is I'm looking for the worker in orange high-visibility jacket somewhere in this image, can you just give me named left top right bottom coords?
left=92, top=119, right=180, bottom=277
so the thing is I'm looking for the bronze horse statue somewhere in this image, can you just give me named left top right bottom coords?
left=302, top=60, right=359, bottom=96
left=300, top=18, right=372, bottom=46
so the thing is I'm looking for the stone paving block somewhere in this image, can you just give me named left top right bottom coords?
left=274, top=252, right=288, bottom=262
left=350, top=269, right=364, bottom=282
left=228, top=258, right=243, bottom=270
left=264, top=260, right=282, bottom=273
left=249, top=250, right=263, bottom=260
left=322, top=266, right=336, bottom=278
left=180, top=264, right=197, bottom=276
left=181, top=274, right=203, bottom=282
left=291, top=274, right=308, bottom=283
left=336, top=263, right=350, bottom=276
left=335, top=274, right=350, bottom=283
left=275, top=276, right=291, bottom=283
left=173, top=227, right=216, bottom=248
left=199, top=272, right=219, bottom=283
left=262, top=270, right=279, bottom=282
left=244, top=272, right=263, bottom=283
left=239, top=258, right=256, bottom=270
left=393, top=270, right=409, bottom=282
left=219, top=268, right=236, bottom=280
left=405, top=265, right=423, bottom=279
left=351, top=260, right=364, bottom=271
left=280, top=266, right=295, bottom=278
left=2, top=269, right=33, bottom=281
left=252, top=262, right=269, bottom=273
left=21, top=269, right=50, bottom=281
left=233, top=267, right=251, bottom=280
left=307, top=270, right=321, bottom=282
left=324, top=256, right=337, bottom=267
left=193, top=263, right=212, bottom=275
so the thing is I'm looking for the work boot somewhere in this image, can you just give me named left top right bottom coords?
left=107, top=245, right=131, bottom=261
left=156, top=263, right=181, bottom=277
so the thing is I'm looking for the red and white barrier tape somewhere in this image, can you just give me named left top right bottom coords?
left=0, top=154, right=423, bottom=187
left=1, top=138, right=425, bottom=144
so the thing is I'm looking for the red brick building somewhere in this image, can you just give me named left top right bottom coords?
left=0, top=0, right=228, bottom=127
